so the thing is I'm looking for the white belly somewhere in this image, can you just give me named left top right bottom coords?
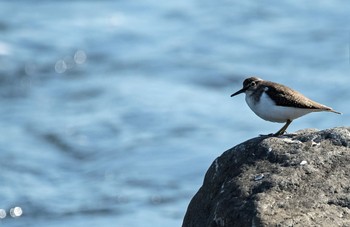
left=245, top=92, right=316, bottom=123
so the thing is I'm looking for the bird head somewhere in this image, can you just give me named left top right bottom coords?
left=231, top=77, right=263, bottom=97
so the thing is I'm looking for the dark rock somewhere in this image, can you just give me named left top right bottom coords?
left=182, top=127, right=350, bottom=227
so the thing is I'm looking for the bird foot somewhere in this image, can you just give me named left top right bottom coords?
left=259, top=131, right=297, bottom=137
left=259, top=133, right=275, bottom=137
left=259, top=130, right=287, bottom=137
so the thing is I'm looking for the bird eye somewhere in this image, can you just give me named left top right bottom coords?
left=250, top=81, right=256, bottom=87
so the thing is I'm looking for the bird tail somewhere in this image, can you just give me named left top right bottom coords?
left=330, top=109, right=342, bottom=115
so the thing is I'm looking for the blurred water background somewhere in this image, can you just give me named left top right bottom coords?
left=0, top=1, right=349, bottom=226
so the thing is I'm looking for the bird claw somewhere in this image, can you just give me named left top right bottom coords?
left=259, top=131, right=297, bottom=137
left=259, top=133, right=275, bottom=137
left=259, top=131, right=287, bottom=137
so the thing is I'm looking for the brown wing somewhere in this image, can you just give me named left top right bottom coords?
left=264, top=81, right=334, bottom=111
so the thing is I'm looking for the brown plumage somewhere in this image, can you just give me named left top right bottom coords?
left=231, top=77, right=341, bottom=136
left=245, top=77, right=340, bottom=113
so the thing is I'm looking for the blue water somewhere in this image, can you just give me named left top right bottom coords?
left=0, top=1, right=349, bottom=226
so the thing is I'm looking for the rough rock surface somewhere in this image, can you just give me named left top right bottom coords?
left=183, top=127, right=350, bottom=227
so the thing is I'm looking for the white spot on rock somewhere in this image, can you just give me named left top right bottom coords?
left=282, top=138, right=302, bottom=144
left=254, top=173, right=264, bottom=181
left=300, top=160, right=307, bottom=166
left=311, top=141, right=319, bottom=147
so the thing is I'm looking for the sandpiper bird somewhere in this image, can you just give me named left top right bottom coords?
left=231, top=77, right=341, bottom=136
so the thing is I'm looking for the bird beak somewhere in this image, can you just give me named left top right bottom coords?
left=230, top=87, right=247, bottom=97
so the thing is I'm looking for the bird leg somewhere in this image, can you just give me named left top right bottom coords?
left=274, top=119, right=292, bottom=136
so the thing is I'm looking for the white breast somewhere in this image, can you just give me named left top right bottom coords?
left=245, top=92, right=317, bottom=123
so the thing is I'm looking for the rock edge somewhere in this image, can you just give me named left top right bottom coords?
left=182, top=127, right=350, bottom=227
